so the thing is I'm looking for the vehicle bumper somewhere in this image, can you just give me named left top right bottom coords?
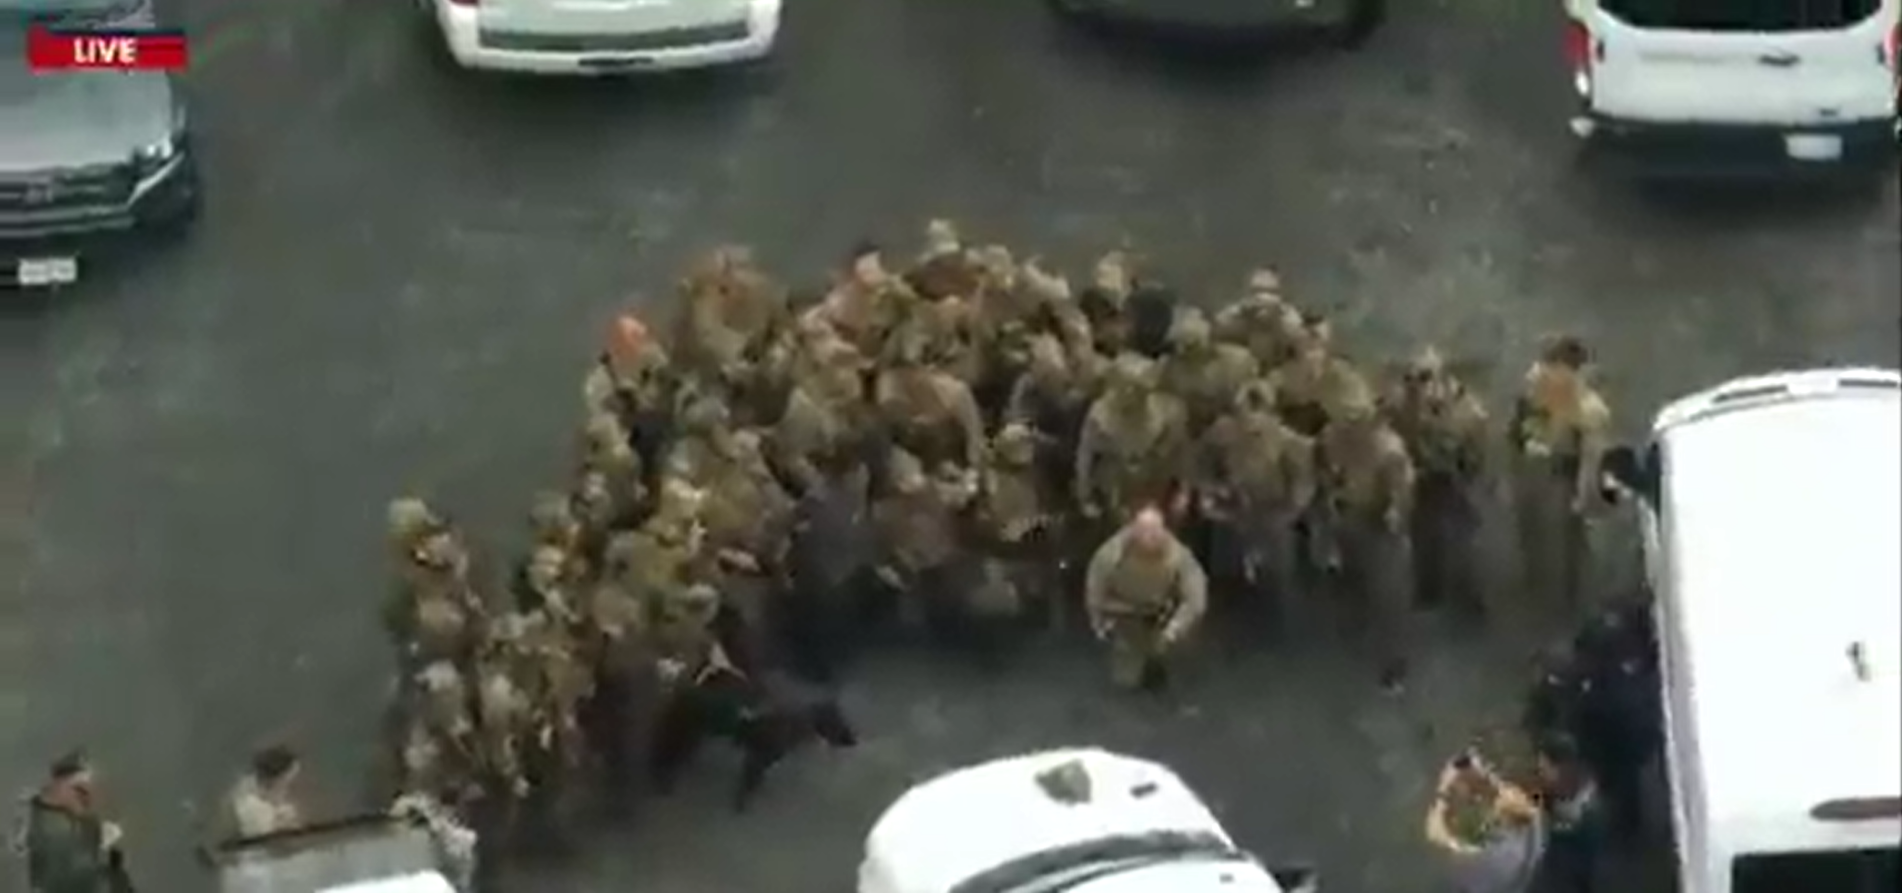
left=0, top=150, right=200, bottom=267
left=1053, top=0, right=1367, bottom=36
left=436, top=1, right=780, bottom=75
left=1572, top=112, right=1900, bottom=179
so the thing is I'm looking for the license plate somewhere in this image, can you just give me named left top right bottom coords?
left=579, top=55, right=656, bottom=70
left=15, top=256, right=78, bottom=287
left=1785, top=133, right=1843, bottom=161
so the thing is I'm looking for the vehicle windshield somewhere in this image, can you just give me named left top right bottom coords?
left=1731, top=846, right=1900, bottom=893
left=947, top=831, right=1241, bottom=893
left=1599, top=0, right=1882, bottom=31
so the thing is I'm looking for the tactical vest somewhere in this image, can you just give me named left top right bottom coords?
left=1099, top=544, right=1183, bottom=616
left=1223, top=418, right=1295, bottom=504
left=982, top=465, right=1052, bottom=543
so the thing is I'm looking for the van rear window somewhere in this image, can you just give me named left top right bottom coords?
left=1601, top=0, right=1882, bottom=31
left=1731, top=847, right=1900, bottom=893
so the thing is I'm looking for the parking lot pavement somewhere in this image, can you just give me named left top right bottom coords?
left=3, top=0, right=1896, bottom=890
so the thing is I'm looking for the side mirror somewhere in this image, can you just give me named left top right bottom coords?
left=1268, top=862, right=1320, bottom=893
left=1599, top=445, right=1655, bottom=505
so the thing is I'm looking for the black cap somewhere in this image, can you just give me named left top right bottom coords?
left=252, top=744, right=300, bottom=782
left=49, top=749, right=89, bottom=780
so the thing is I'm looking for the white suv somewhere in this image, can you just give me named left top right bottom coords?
left=1564, top=0, right=1900, bottom=175
left=418, top=0, right=781, bottom=76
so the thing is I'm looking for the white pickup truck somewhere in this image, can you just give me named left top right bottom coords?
left=858, top=748, right=1319, bottom=893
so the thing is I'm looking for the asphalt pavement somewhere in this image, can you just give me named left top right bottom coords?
left=3, top=0, right=1898, bottom=891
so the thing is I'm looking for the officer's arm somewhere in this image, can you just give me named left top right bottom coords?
left=1074, top=410, right=1102, bottom=503
left=1002, top=378, right=1035, bottom=426
left=1285, top=434, right=1319, bottom=512
left=1168, top=545, right=1209, bottom=635
left=1574, top=397, right=1612, bottom=506
left=1083, top=535, right=1121, bottom=620
left=1455, top=398, right=1492, bottom=480
left=951, top=384, right=987, bottom=468
left=1382, top=439, right=1418, bottom=521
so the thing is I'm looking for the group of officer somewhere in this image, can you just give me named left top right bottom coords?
left=369, top=219, right=1619, bottom=861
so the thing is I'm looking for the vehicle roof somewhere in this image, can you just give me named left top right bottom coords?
left=859, top=748, right=1233, bottom=893
left=1657, top=368, right=1902, bottom=851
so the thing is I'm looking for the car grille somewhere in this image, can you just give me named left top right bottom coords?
left=478, top=19, right=751, bottom=53
left=0, top=165, right=134, bottom=215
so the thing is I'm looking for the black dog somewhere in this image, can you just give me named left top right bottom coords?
left=649, top=665, right=859, bottom=811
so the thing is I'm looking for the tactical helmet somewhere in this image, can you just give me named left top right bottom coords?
left=529, top=491, right=575, bottom=536
left=1106, top=353, right=1154, bottom=392
left=680, top=394, right=731, bottom=433
left=888, top=449, right=927, bottom=493
left=993, top=423, right=1038, bottom=464
left=387, top=498, right=440, bottom=543
left=923, top=219, right=961, bottom=257
left=527, top=546, right=567, bottom=589
left=1235, top=379, right=1277, bottom=413
left=1247, top=267, right=1282, bottom=295
left=654, top=477, right=706, bottom=520
left=1169, top=309, right=1212, bottom=349
left=1334, top=378, right=1378, bottom=423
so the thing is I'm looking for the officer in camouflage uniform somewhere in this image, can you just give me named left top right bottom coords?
left=649, top=582, right=727, bottom=686
left=874, top=332, right=988, bottom=472
left=1077, top=251, right=1135, bottom=358
left=1005, top=334, right=1096, bottom=498
left=1212, top=268, right=1307, bottom=369
left=1158, top=308, right=1261, bottom=435
left=975, top=423, right=1067, bottom=629
left=402, top=658, right=484, bottom=807
left=871, top=450, right=979, bottom=639
left=665, top=392, right=738, bottom=486
left=1194, top=379, right=1317, bottom=632
left=1266, top=312, right=1372, bottom=438
left=773, top=340, right=876, bottom=493
left=527, top=491, right=590, bottom=580
left=810, top=241, right=906, bottom=360
left=1382, top=346, right=1491, bottom=617
left=1317, top=384, right=1417, bottom=692
left=602, top=477, right=708, bottom=611
left=513, top=545, right=583, bottom=630
left=577, top=412, right=646, bottom=526
left=1084, top=507, right=1209, bottom=690
left=1512, top=335, right=1612, bottom=613
left=697, top=428, right=795, bottom=661
left=583, top=315, right=675, bottom=473
left=677, top=245, right=784, bottom=391
left=1074, top=353, right=1192, bottom=525
left=384, top=499, right=486, bottom=676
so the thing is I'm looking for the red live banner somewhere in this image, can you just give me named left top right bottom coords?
left=26, top=28, right=189, bottom=72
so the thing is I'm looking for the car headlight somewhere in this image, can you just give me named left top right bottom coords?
left=133, top=136, right=177, bottom=175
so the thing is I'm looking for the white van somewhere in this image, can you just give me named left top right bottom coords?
left=1605, top=368, right=1902, bottom=893
left=1563, top=0, right=1901, bottom=175
left=858, top=748, right=1318, bottom=893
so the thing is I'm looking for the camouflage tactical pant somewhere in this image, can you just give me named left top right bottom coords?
left=1413, top=472, right=1483, bottom=616
left=1100, top=611, right=1171, bottom=689
left=1205, top=505, right=1302, bottom=633
left=1514, top=459, right=1595, bottom=616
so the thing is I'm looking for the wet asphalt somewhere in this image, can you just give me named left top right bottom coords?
left=2, top=0, right=1898, bottom=891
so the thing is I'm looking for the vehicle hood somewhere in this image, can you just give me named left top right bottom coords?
left=0, top=34, right=176, bottom=172
left=859, top=748, right=1235, bottom=893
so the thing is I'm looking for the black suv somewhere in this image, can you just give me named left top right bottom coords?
left=1, top=0, right=201, bottom=285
